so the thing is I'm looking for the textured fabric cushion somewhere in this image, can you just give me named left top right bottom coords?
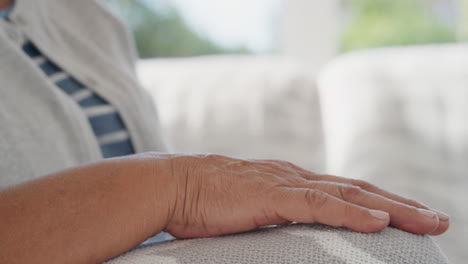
left=107, top=225, right=448, bottom=264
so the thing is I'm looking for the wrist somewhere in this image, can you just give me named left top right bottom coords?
left=130, top=153, right=178, bottom=233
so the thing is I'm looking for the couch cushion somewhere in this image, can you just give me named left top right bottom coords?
left=108, top=225, right=448, bottom=264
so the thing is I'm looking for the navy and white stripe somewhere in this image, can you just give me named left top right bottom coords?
left=21, top=41, right=135, bottom=158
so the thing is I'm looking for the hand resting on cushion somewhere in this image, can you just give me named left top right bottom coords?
left=161, top=153, right=449, bottom=238
left=0, top=153, right=450, bottom=263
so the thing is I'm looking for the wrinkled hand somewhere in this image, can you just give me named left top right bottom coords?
left=156, top=154, right=449, bottom=239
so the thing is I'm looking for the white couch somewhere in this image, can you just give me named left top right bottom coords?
left=137, top=47, right=467, bottom=263
left=137, top=55, right=325, bottom=173
left=318, top=44, right=468, bottom=264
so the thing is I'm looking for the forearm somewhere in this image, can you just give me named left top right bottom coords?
left=0, top=152, right=450, bottom=263
left=0, top=154, right=173, bottom=264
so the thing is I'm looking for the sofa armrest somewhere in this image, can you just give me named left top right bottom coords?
left=318, top=44, right=468, bottom=263
left=107, top=225, right=448, bottom=264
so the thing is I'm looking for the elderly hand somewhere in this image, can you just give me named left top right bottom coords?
left=156, top=153, right=449, bottom=239
left=0, top=153, right=450, bottom=263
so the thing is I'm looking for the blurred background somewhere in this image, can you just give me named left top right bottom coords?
left=108, top=0, right=464, bottom=64
left=107, top=0, right=467, bottom=263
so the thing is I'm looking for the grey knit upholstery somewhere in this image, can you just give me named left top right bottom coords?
left=107, top=224, right=448, bottom=264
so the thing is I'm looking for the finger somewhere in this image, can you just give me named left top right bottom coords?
left=312, top=174, right=428, bottom=208
left=272, top=187, right=390, bottom=233
left=303, top=174, right=450, bottom=235
left=301, top=181, right=440, bottom=235
left=259, top=160, right=449, bottom=235
left=260, top=160, right=425, bottom=210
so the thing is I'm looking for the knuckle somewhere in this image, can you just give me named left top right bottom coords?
left=279, top=160, right=302, bottom=174
left=341, top=205, right=359, bottom=227
left=264, top=160, right=300, bottom=176
left=272, top=159, right=295, bottom=168
left=339, top=185, right=362, bottom=199
left=343, top=204, right=354, bottom=219
left=204, top=153, right=224, bottom=161
left=351, top=179, right=373, bottom=190
left=305, top=189, right=329, bottom=211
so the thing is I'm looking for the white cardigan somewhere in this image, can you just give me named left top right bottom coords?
left=0, top=0, right=167, bottom=186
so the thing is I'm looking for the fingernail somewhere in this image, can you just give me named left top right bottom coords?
left=432, top=210, right=450, bottom=221
left=418, top=209, right=438, bottom=219
left=369, top=210, right=389, bottom=220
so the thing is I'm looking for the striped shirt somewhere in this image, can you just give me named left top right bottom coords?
left=1, top=3, right=172, bottom=244
left=2, top=6, right=135, bottom=158
left=21, top=41, right=136, bottom=158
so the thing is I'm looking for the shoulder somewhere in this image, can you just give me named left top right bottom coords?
left=12, top=0, right=138, bottom=68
